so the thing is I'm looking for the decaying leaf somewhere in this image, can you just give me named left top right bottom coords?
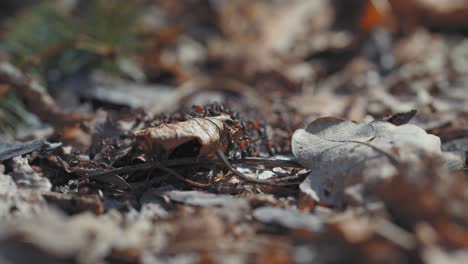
left=132, top=115, right=231, bottom=158
left=0, top=139, right=61, bottom=162
left=252, top=206, right=323, bottom=232
left=42, top=192, right=103, bottom=215
left=0, top=139, right=44, bottom=161
left=2, top=1, right=468, bottom=262
left=164, top=190, right=247, bottom=208
left=422, top=247, right=468, bottom=264
left=389, top=0, right=468, bottom=31
left=0, top=210, right=164, bottom=263
left=216, top=0, right=336, bottom=69
left=291, top=116, right=459, bottom=206
left=83, top=72, right=176, bottom=111
left=443, top=137, right=468, bottom=154
left=6, top=156, right=52, bottom=192
left=0, top=164, right=49, bottom=219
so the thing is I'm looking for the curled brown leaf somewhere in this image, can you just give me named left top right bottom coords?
left=132, top=115, right=232, bottom=158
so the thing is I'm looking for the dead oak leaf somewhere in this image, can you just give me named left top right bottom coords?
left=131, top=115, right=231, bottom=158
left=291, top=116, right=450, bottom=206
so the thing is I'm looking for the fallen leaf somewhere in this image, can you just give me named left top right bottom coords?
left=83, top=71, right=176, bottom=111
left=0, top=139, right=45, bottom=161
left=291, top=116, right=450, bottom=206
left=359, top=0, right=390, bottom=32
left=132, top=115, right=231, bottom=158
left=164, top=190, right=247, bottom=208
left=443, top=138, right=468, bottom=154
left=42, top=192, right=103, bottom=215
left=0, top=210, right=161, bottom=263
left=389, top=0, right=468, bottom=31
left=6, top=156, right=52, bottom=191
left=252, top=206, right=323, bottom=232
left=422, top=247, right=468, bottom=264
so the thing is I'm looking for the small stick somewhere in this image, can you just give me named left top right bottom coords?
left=215, top=150, right=298, bottom=186
left=159, top=156, right=301, bottom=168
left=83, top=160, right=210, bottom=188
left=273, top=173, right=308, bottom=183
left=83, top=157, right=303, bottom=179
left=0, top=62, right=90, bottom=127
left=154, top=162, right=211, bottom=189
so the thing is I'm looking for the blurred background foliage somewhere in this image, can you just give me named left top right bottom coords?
left=0, top=91, right=28, bottom=135
left=0, top=0, right=144, bottom=135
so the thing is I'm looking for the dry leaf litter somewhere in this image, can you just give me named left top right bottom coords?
left=0, top=0, right=467, bottom=263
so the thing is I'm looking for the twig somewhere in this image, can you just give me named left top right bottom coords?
left=228, top=157, right=302, bottom=168
left=215, top=150, right=299, bottom=186
left=82, top=154, right=303, bottom=188
left=153, top=161, right=211, bottom=189
left=166, top=156, right=301, bottom=168
left=82, top=156, right=303, bottom=179
left=83, top=160, right=210, bottom=189
left=0, top=62, right=90, bottom=127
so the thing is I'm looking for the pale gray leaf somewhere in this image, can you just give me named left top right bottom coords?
left=252, top=206, right=323, bottom=232
left=8, top=156, right=51, bottom=191
left=164, top=190, right=247, bottom=208
left=292, top=117, right=444, bottom=206
left=0, top=139, right=45, bottom=161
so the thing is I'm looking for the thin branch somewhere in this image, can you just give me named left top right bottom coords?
left=82, top=156, right=303, bottom=179
left=153, top=161, right=211, bottom=189
left=0, top=62, right=91, bottom=127
left=80, top=153, right=303, bottom=188
left=215, top=150, right=299, bottom=186
left=86, top=161, right=211, bottom=188
left=227, top=157, right=302, bottom=168
left=83, top=160, right=210, bottom=189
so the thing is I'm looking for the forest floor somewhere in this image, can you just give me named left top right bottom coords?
left=0, top=1, right=468, bottom=263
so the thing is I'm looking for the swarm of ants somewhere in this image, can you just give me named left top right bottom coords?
left=149, top=102, right=286, bottom=159
left=60, top=102, right=302, bottom=195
